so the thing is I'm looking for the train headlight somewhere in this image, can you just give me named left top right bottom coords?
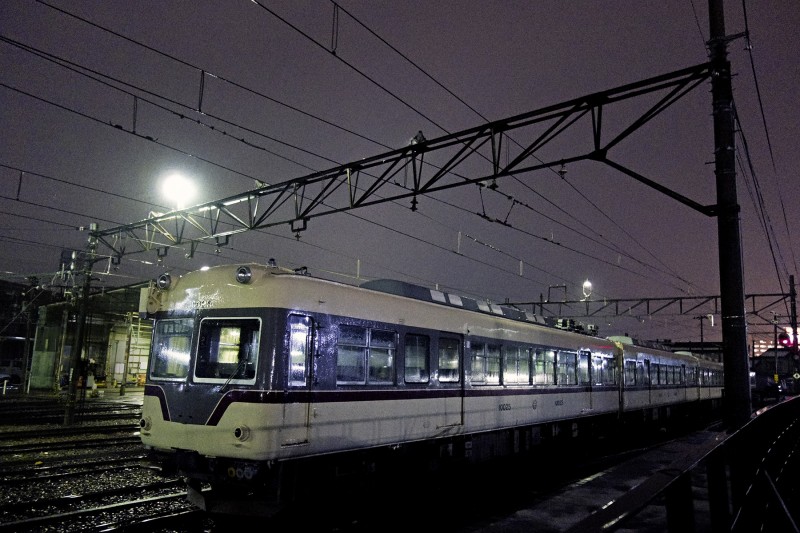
left=140, top=417, right=152, bottom=431
left=235, top=266, right=252, bottom=284
left=234, top=425, right=250, bottom=441
left=156, top=273, right=172, bottom=290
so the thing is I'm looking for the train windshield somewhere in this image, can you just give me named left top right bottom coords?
left=194, top=317, right=260, bottom=385
left=150, top=318, right=194, bottom=380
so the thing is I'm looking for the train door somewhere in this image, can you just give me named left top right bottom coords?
left=579, top=351, right=591, bottom=409
left=281, top=314, right=314, bottom=446
left=680, top=364, right=688, bottom=402
left=438, top=335, right=464, bottom=427
left=613, top=343, right=624, bottom=414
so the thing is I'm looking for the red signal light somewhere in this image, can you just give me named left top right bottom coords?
left=778, top=332, right=792, bottom=347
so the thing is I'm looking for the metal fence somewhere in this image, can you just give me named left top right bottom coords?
left=566, top=396, right=800, bottom=532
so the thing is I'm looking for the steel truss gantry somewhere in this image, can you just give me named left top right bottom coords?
left=90, top=63, right=714, bottom=260
left=510, top=292, right=793, bottom=336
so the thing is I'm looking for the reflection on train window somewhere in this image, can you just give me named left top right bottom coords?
left=666, top=365, right=676, bottom=385
left=556, top=351, right=577, bottom=385
left=701, top=368, right=723, bottom=386
left=288, top=315, right=312, bottom=387
left=624, top=360, right=637, bottom=386
left=404, top=334, right=430, bottom=383
left=503, top=346, right=530, bottom=385
left=438, top=337, right=460, bottom=383
left=369, top=329, right=396, bottom=385
left=533, top=349, right=555, bottom=384
left=592, top=356, right=616, bottom=386
left=337, top=325, right=396, bottom=385
left=150, top=318, right=193, bottom=380
left=471, top=343, right=500, bottom=384
left=638, top=360, right=651, bottom=386
left=194, top=318, right=259, bottom=384
left=578, top=351, right=590, bottom=385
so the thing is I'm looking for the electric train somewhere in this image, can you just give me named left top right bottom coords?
left=138, top=263, right=724, bottom=515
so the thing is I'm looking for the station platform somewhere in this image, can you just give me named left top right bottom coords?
left=459, top=429, right=723, bottom=533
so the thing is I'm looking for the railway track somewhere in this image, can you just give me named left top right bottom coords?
left=0, top=393, right=723, bottom=532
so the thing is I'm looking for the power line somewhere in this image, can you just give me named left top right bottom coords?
left=324, top=2, right=706, bottom=294
left=1, top=29, right=686, bottom=299
left=15, top=2, right=735, bottom=309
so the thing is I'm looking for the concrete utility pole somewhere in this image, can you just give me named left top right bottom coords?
left=708, top=0, right=752, bottom=429
left=63, top=224, right=98, bottom=425
left=790, top=275, right=798, bottom=352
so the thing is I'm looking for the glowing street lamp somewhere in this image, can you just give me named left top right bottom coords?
left=161, top=172, right=196, bottom=210
left=581, top=279, right=593, bottom=300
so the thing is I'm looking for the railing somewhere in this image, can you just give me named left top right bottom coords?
left=566, top=396, right=800, bottom=532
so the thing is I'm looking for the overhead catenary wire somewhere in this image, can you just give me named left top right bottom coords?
left=0, top=21, right=691, bottom=300
left=3, top=2, right=784, bottom=326
left=323, top=1, right=709, bottom=296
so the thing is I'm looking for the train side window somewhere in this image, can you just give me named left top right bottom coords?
left=151, top=318, right=193, bottom=380
left=368, top=329, right=396, bottom=385
left=520, top=348, right=531, bottom=384
left=337, top=325, right=367, bottom=384
left=195, top=318, right=260, bottom=384
left=471, top=342, right=486, bottom=383
left=533, top=349, right=555, bottom=385
left=557, top=351, right=577, bottom=385
left=404, top=334, right=430, bottom=383
left=337, top=326, right=397, bottom=385
left=578, top=351, right=590, bottom=385
left=470, top=342, right=500, bottom=384
left=438, top=337, right=460, bottom=383
left=593, top=356, right=614, bottom=386
left=638, top=360, right=651, bottom=386
left=624, top=360, right=637, bottom=386
left=504, top=346, right=531, bottom=385
left=687, top=366, right=697, bottom=385
left=288, top=315, right=312, bottom=387
left=486, top=344, right=501, bottom=384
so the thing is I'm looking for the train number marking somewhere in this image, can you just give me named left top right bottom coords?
left=498, top=403, right=512, bottom=411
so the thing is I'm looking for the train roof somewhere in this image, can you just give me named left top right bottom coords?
left=152, top=264, right=713, bottom=362
left=359, top=278, right=542, bottom=324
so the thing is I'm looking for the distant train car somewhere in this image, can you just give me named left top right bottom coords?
left=750, top=347, right=800, bottom=403
left=138, top=263, right=724, bottom=516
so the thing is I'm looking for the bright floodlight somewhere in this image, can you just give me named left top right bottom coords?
left=162, top=173, right=196, bottom=209
left=582, top=279, right=593, bottom=299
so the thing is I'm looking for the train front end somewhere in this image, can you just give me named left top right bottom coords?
left=138, top=264, right=289, bottom=513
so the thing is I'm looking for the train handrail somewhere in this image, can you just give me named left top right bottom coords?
left=565, top=396, right=800, bottom=533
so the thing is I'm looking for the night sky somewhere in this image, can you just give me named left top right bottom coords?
left=1, top=1, right=798, bottom=346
